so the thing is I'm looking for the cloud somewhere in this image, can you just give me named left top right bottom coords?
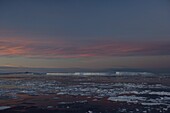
left=0, top=37, right=170, bottom=58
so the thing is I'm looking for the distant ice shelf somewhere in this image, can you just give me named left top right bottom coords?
left=46, top=72, right=108, bottom=76
left=115, top=72, right=154, bottom=76
left=46, top=71, right=155, bottom=76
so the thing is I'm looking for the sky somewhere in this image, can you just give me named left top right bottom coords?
left=0, top=0, right=170, bottom=69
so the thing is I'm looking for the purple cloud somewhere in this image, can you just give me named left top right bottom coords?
left=0, top=38, right=170, bottom=58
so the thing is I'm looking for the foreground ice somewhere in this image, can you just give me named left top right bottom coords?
left=0, top=75, right=170, bottom=112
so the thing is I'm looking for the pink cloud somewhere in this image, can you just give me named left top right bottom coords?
left=0, top=37, right=170, bottom=58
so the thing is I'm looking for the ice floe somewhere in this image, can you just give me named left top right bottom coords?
left=0, top=106, right=11, bottom=110
left=108, top=96, right=146, bottom=103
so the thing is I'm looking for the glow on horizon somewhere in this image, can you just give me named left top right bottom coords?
left=0, top=55, right=170, bottom=69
